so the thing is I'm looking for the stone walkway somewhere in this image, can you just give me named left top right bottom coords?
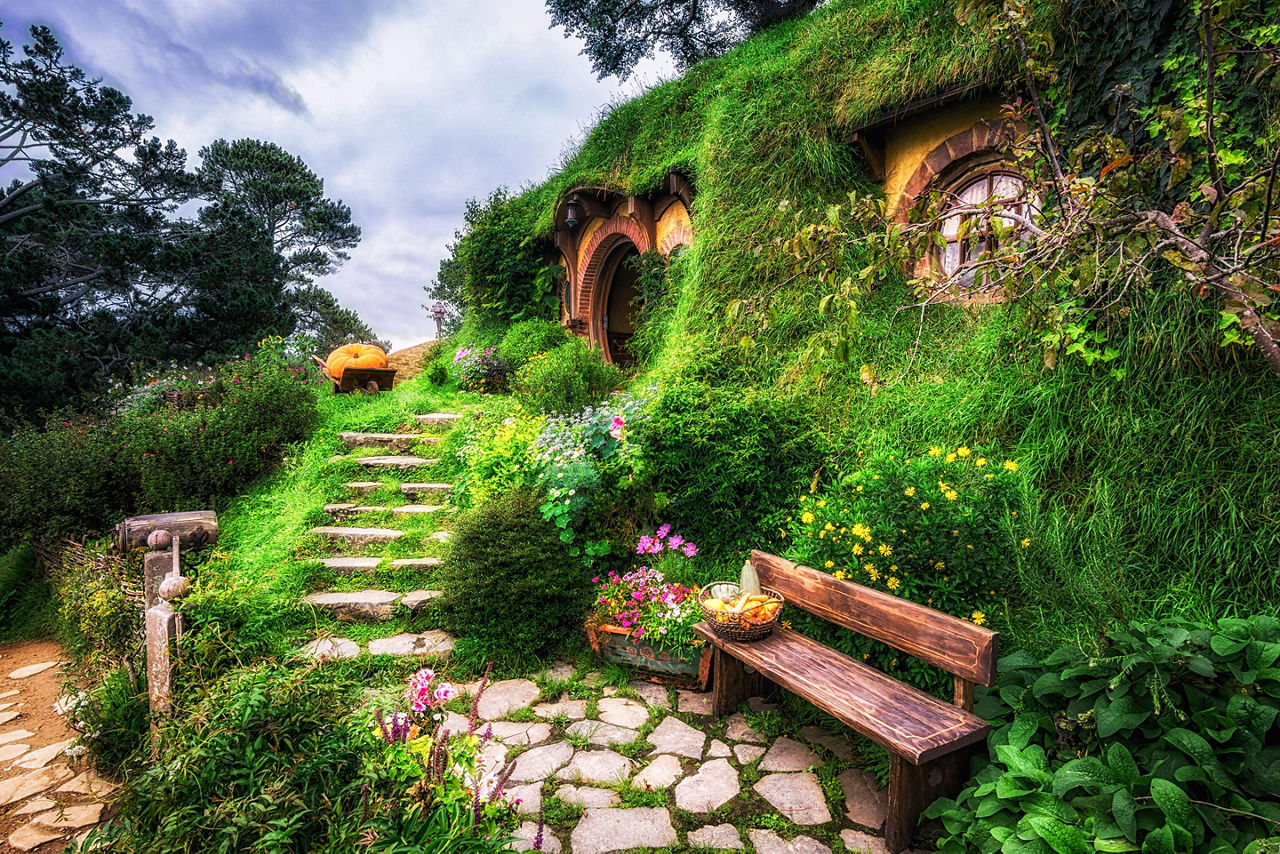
left=300, top=412, right=463, bottom=661
left=441, top=672, right=915, bottom=854
left=0, top=642, right=115, bottom=852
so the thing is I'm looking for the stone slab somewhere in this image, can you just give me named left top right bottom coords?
left=508, top=782, right=542, bottom=815
left=753, top=773, right=832, bottom=825
left=0, top=689, right=17, bottom=699
left=509, top=741, right=574, bottom=782
left=33, top=802, right=103, bottom=829
left=56, top=770, right=117, bottom=798
left=801, top=725, right=855, bottom=761
left=632, top=754, right=683, bottom=791
left=688, top=824, right=745, bottom=850
left=391, top=504, right=445, bottom=515
left=416, top=413, right=462, bottom=428
left=0, top=729, right=35, bottom=746
left=390, top=557, right=442, bottom=569
left=428, top=531, right=451, bottom=543
left=339, top=432, right=433, bottom=449
left=400, top=590, right=443, bottom=611
left=555, top=749, right=634, bottom=784
left=301, top=637, right=359, bottom=660
left=7, top=662, right=58, bottom=680
left=355, top=455, right=437, bottom=469
left=533, top=699, right=587, bottom=720
left=838, top=768, right=888, bottom=829
left=367, top=630, right=455, bottom=657
left=725, top=712, right=766, bottom=743
left=7, top=822, right=63, bottom=852
left=748, top=830, right=832, bottom=854
left=708, top=739, right=731, bottom=758
left=760, top=737, right=822, bottom=772
left=570, top=807, right=678, bottom=854
left=320, top=556, right=382, bottom=572
left=566, top=719, right=639, bottom=747
left=555, top=784, right=621, bottom=808
left=401, top=483, right=452, bottom=496
left=677, top=689, right=713, bottom=715
left=483, top=721, right=551, bottom=747
left=0, top=764, right=74, bottom=806
left=345, top=481, right=383, bottom=494
left=0, top=710, right=19, bottom=726
left=734, top=743, right=766, bottom=764
left=14, top=797, right=55, bottom=816
left=647, top=715, right=705, bottom=759
left=597, top=697, right=649, bottom=729
left=0, top=743, right=31, bottom=762
left=840, top=829, right=893, bottom=854
left=674, top=758, right=739, bottom=813
left=477, top=679, right=540, bottom=719
left=628, top=681, right=670, bottom=709
left=309, top=526, right=404, bottom=546
left=303, top=590, right=400, bottom=621
left=14, top=739, right=73, bottom=770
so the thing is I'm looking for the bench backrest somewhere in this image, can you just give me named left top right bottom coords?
left=751, top=550, right=998, bottom=687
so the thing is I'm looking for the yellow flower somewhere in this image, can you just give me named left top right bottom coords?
left=834, top=570, right=848, bottom=580
left=887, top=577, right=900, bottom=590
left=799, top=495, right=807, bottom=502
left=877, top=543, right=892, bottom=556
left=824, top=522, right=834, bottom=531
left=801, top=512, right=815, bottom=524
left=945, top=489, right=959, bottom=501
left=889, top=565, right=898, bottom=572
left=984, top=473, right=995, bottom=480
left=780, top=531, right=787, bottom=538
left=920, top=502, right=931, bottom=510
left=851, top=523, right=871, bottom=541
left=824, top=560, right=834, bottom=568
left=970, top=611, right=987, bottom=626
left=864, top=563, right=875, bottom=572
left=904, top=487, right=916, bottom=497
left=945, top=452, right=957, bottom=463
left=957, top=446, right=971, bottom=457
left=975, top=457, right=987, bottom=467
left=928, top=446, right=942, bottom=457
left=817, top=499, right=827, bottom=508
left=856, top=485, right=864, bottom=492
left=1003, top=460, right=1019, bottom=472
left=1021, top=538, right=1031, bottom=548
left=852, top=544, right=864, bottom=556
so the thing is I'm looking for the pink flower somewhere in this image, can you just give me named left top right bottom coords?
left=682, top=543, right=698, bottom=557
left=433, top=683, right=456, bottom=702
left=656, top=524, right=671, bottom=538
left=668, top=534, right=684, bottom=549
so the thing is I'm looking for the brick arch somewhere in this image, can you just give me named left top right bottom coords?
left=659, top=223, right=693, bottom=256
left=576, top=215, right=652, bottom=354
left=894, top=119, right=1019, bottom=223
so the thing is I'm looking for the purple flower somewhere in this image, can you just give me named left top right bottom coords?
left=656, top=524, right=671, bottom=538
left=682, top=543, right=698, bottom=557
left=668, top=534, right=684, bottom=548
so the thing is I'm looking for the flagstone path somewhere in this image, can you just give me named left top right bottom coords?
left=0, top=641, right=114, bottom=852
left=432, top=672, right=917, bottom=854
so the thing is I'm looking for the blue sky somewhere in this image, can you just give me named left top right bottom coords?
left=1, top=1, right=671, bottom=349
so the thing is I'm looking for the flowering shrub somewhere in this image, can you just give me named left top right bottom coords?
left=589, top=526, right=703, bottom=648
left=512, top=336, right=621, bottom=415
left=450, top=399, right=545, bottom=507
left=782, top=446, right=1024, bottom=689
left=452, top=345, right=513, bottom=393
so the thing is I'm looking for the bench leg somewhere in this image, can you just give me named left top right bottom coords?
left=885, top=749, right=976, bottom=852
left=710, top=647, right=762, bottom=716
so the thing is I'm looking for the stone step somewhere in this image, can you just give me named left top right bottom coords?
left=324, top=503, right=388, bottom=517
left=402, top=590, right=443, bottom=610
left=338, top=432, right=440, bottom=450
left=301, top=637, right=360, bottom=660
left=345, top=481, right=384, bottom=494
left=318, top=556, right=442, bottom=573
left=310, top=526, right=404, bottom=546
left=401, top=482, right=452, bottom=497
left=429, top=531, right=452, bottom=543
left=303, top=590, right=402, bottom=621
left=368, top=629, right=455, bottom=658
left=355, top=455, right=438, bottom=470
left=391, top=504, right=445, bottom=515
left=417, top=413, right=462, bottom=429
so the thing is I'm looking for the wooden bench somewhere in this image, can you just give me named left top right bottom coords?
left=694, top=550, right=998, bottom=852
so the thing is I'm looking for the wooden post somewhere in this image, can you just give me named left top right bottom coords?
left=710, top=646, right=764, bottom=716
left=117, top=510, right=218, bottom=552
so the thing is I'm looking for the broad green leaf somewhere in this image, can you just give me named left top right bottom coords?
left=1107, top=743, right=1140, bottom=784
left=1024, top=816, right=1090, bottom=854
left=1141, top=826, right=1174, bottom=854
left=1112, top=788, right=1139, bottom=842
left=1095, top=695, right=1151, bottom=738
left=1150, top=778, right=1196, bottom=832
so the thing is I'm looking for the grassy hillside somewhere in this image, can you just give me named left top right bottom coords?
left=450, top=0, right=1280, bottom=652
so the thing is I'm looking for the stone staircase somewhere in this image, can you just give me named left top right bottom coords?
left=301, top=412, right=463, bottom=662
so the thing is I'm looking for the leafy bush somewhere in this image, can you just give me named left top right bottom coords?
left=498, top=319, right=570, bottom=370
left=54, top=541, right=143, bottom=674
left=0, top=544, right=51, bottom=641
left=928, top=616, right=1280, bottom=853
left=65, top=667, right=149, bottom=777
left=0, top=339, right=318, bottom=549
left=91, top=665, right=370, bottom=853
left=447, top=188, right=556, bottom=324
left=512, top=337, right=622, bottom=415
left=437, top=488, right=591, bottom=657
left=450, top=400, right=544, bottom=507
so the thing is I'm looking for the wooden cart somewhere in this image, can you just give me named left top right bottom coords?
left=312, top=355, right=397, bottom=394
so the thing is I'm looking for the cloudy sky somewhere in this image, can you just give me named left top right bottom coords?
left=2, top=0, right=672, bottom=349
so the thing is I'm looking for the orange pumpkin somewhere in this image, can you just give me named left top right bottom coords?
left=326, top=343, right=388, bottom=379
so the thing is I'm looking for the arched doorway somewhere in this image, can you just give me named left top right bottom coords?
left=598, top=242, right=641, bottom=366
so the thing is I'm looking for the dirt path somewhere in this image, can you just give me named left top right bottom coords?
left=386, top=340, right=441, bottom=383
left=0, top=640, right=114, bottom=853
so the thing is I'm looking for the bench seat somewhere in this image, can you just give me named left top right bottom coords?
left=694, top=623, right=989, bottom=764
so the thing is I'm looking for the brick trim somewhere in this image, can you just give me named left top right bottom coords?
left=893, top=119, right=1022, bottom=223
left=574, top=216, right=652, bottom=353
left=660, top=224, right=693, bottom=257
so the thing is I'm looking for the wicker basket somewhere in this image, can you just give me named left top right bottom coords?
left=698, top=582, right=784, bottom=642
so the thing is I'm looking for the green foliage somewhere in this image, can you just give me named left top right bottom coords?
left=66, top=667, right=150, bottom=777
left=54, top=541, right=142, bottom=674
left=928, top=616, right=1280, bottom=853
left=498, top=319, right=571, bottom=370
left=437, top=488, right=592, bottom=658
left=450, top=400, right=544, bottom=507
left=447, top=188, right=556, bottom=324
left=92, top=665, right=371, bottom=853
left=362, top=801, right=515, bottom=853
left=637, top=379, right=827, bottom=556
left=0, top=544, right=51, bottom=641
left=512, top=337, right=623, bottom=416
left=0, top=340, right=318, bottom=549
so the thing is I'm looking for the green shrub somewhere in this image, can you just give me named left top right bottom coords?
left=929, top=615, right=1280, bottom=853
left=0, top=544, right=52, bottom=641
left=437, top=488, right=590, bottom=657
left=512, top=338, right=622, bottom=416
left=66, top=667, right=149, bottom=776
left=54, top=541, right=142, bottom=675
left=0, top=339, right=318, bottom=549
left=497, top=319, right=570, bottom=369
left=91, top=665, right=370, bottom=853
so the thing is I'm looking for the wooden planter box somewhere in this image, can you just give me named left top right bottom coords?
left=586, top=623, right=712, bottom=690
